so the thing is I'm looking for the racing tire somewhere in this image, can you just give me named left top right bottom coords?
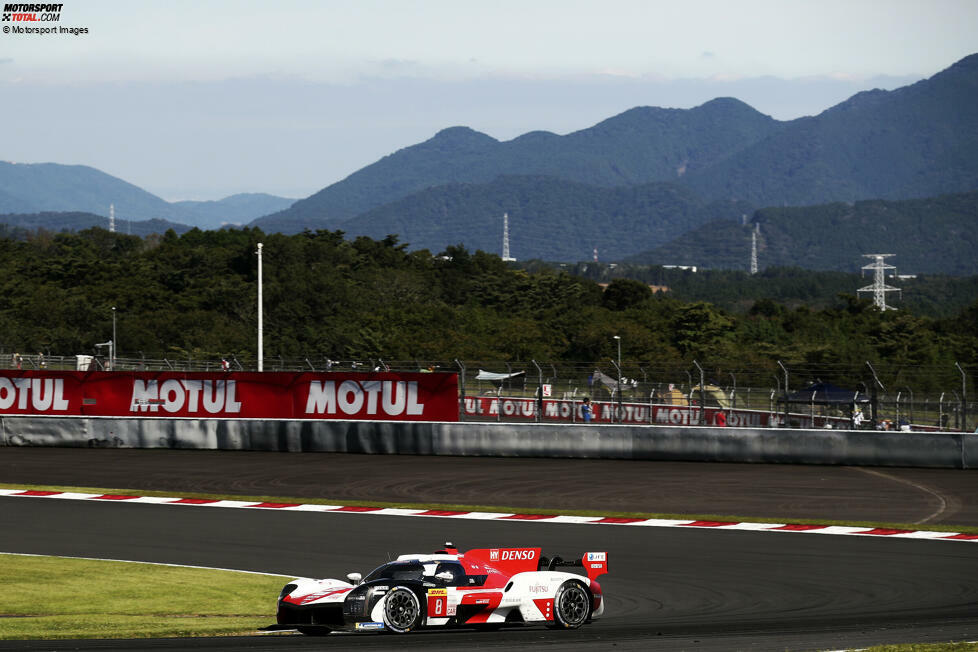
left=382, top=586, right=423, bottom=634
left=548, top=580, right=591, bottom=629
left=297, top=626, right=331, bottom=636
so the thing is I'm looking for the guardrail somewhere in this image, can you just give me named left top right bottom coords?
left=3, top=416, right=974, bottom=469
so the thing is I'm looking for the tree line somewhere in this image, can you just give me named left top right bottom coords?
left=0, top=227, right=975, bottom=393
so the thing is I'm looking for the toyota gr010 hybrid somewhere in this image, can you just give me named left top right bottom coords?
left=276, top=542, right=609, bottom=635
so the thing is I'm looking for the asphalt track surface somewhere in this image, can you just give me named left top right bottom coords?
left=2, top=448, right=978, bottom=651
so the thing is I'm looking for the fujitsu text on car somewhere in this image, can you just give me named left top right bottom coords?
left=276, top=542, right=609, bottom=635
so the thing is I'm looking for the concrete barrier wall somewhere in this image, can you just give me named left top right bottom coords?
left=0, top=416, right=973, bottom=468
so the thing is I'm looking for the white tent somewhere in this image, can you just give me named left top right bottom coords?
left=475, top=369, right=525, bottom=381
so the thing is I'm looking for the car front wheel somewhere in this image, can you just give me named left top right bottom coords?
left=383, top=587, right=422, bottom=633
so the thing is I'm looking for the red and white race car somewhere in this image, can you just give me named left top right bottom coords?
left=276, top=542, right=608, bottom=635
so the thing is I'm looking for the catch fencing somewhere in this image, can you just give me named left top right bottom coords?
left=1, top=352, right=974, bottom=432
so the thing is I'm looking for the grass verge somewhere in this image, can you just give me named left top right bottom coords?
left=2, top=482, right=978, bottom=535
left=0, top=554, right=285, bottom=640
left=865, top=645, right=978, bottom=651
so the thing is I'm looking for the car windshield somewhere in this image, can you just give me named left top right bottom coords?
left=364, top=561, right=425, bottom=583
left=362, top=561, right=472, bottom=585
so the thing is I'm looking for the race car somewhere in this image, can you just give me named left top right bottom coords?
left=276, top=542, right=608, bottom=635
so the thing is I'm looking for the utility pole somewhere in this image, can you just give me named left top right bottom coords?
left=256, top=242, right=264, bottom=372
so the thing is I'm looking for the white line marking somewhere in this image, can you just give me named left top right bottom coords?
left=2, top=488, right=974, bottom=543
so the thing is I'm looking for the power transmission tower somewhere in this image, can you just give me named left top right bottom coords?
left=109, top=204, right=115, bottom=233
left=501, top=213, right=516, bottom=262
left=749, top=224, right=759, bottom=275
left=858, top=254, right=901, bottom=310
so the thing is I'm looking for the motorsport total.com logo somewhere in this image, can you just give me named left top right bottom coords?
left=2, top=3, right=62, bottom=22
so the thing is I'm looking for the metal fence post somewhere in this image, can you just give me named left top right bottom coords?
left=956, top=362, right=968, bottom=432
left=952, top=391, right=961, bottom=430
left=866, top=362, right=884, bottom=427
left=693, top=360, right=705, bottom=425
left=610, top=359, right=622, bottom=423
left=777, top=361, right=789, bottom=427
left=903, top=387, right=914, bottom=426
left=532, top=359, right=543, bottom=422
left=455, top=359, right=466, bottom=422
left=809, top=390, right=816, bottom=428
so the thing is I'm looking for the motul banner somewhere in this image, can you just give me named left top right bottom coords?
left=462, top=396, right=851, bottom=428
left=0, top=371, right=459, bottom=421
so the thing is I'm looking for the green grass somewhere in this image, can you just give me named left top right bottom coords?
left=865, top=644, right=978, bottom=651
left=3, top=482, right=978, bottom=535
left=3, top=482, right=977, bottom=643
left=0, top=554, right=286, bottom=640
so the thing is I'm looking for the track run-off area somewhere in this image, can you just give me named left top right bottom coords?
left=1, top=448, right=977, bottom=651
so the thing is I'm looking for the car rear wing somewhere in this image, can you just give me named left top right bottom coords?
left=547, top=552, right=609, bottom=581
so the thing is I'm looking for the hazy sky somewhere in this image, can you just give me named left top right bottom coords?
left=2, top=0, right=977, bottom=200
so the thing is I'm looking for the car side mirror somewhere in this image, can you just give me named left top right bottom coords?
left=435, top=571, right=455, bottom=582
left=346, top=572, right=362, bottom=585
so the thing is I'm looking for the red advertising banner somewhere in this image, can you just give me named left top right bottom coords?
left=0, top=371, right=459, bottom=421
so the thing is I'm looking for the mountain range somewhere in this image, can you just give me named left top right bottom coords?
left=0, top=161, right=293, bottom=229
left=255, top=96, right=777, bottom=230
left=2, top=53, right=977, bottom=272
left=254, top=53, right=978, bottom=236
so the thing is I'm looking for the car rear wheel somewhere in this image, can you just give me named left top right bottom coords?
left=549, top=580, right=591, bottom=629
left=383, top=587, right=422, bottom=634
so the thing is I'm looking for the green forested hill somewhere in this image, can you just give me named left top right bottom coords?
left=0, top=228, right=975, bottom=390
left=625, top=191, right=978, bottom=275
left=342, top=175, right=753, bottom=261
left=548, top=262, right=978, bottom=318
left=0, top=212, right=193, bottom=238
